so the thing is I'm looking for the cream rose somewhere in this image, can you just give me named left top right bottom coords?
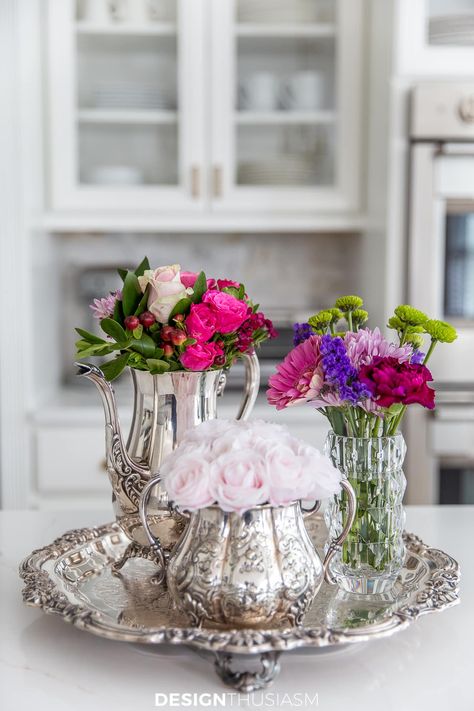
left=138, top=264, right=192, bottom=324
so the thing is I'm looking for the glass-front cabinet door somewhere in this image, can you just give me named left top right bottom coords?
left=210, top=0, right=363, bottom=213
left=47, top=0, right=206, bottom=210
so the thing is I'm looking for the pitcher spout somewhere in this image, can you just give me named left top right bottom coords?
left=75, top=362, right=149, bottom=482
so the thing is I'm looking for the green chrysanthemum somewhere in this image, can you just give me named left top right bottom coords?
left=394, top=305, right=428, bottom=327
left=334, top=295, right=364, bottom=312
left=424, top=319, right=458, bottom=343
left=326, top=308, right=343, bottom=324
left=308, top=310, right=333, bottom=333
left=405, top=333, right=425, bottom=349
left=388, top=316, right=424, bottom=334
left=352, top=309, right=369, bottom=325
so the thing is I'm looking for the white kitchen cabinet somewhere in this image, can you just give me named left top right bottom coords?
left=397, top=0, right=474, bottom=77
left=46, top=0, right=364, bottom=218
left=47, top=0, right=206, bottom=211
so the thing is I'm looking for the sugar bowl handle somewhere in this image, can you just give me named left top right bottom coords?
left=139, top=474, right=168, bottom=583
left=300, top=478, right=357, bottom=585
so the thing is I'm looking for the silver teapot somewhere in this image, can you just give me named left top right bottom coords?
left=140, top=485, right=356, bottom=628
left=76, top=353, right=260, bottom=571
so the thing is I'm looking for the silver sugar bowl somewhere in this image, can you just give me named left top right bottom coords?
left=140, top=480, right=356, bottom=629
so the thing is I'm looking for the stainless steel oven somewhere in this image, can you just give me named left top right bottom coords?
left=406, top=82, right=474, bottom=503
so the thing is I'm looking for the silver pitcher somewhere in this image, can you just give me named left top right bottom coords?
left=140, top=485, right=356, bottom=628
left=76, top=353, right=260, bottom=571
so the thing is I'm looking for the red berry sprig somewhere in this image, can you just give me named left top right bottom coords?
left=139, top=311, right=156, bottom=328
left=124, top=316, right=140, bottom=331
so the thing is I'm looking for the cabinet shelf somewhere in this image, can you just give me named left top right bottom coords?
left=75, top=22, right=177, bottom=37
left=77, top=109, right=178, bottom=125
left=235, top=111, right=336, bottom=125
left=235, top=23, right=336, bottom=38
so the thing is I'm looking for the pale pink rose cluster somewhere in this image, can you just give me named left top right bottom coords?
left=160, top=419, right=341, bottom=515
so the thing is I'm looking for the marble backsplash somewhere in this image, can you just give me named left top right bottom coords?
left=56, top=231, right=361, bottom=322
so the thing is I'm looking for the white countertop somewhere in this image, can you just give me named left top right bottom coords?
left=1, top=507, right=472, bottom=711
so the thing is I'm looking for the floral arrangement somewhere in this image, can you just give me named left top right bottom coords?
left=76, top=258, right=276, bottom=379
left=159, top=419, right=341, bottom=514
left=267, top=296, right=457, bottom=436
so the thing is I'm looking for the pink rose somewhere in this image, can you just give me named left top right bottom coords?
left=162, top=453, right=214, bottom=512
left=210, top=449, right=268, bottom=514
left=185, top=303, right=218, bottom=342
left=180, top=341, right=223, bottom=371
left=203, top=291, right=249, bottom=334
left=217, top=279, right=240, bottom=290
left=180, top=271, right=216, bottom=291
left=138, top=264, right=192, bottom=324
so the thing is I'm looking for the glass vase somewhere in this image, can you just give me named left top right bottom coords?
left=324, top=433, right=407, bottom=594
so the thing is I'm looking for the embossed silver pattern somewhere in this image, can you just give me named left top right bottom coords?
left=19, top=516, right=460, bottom=690
left=76, top=355, right=260, bottom=566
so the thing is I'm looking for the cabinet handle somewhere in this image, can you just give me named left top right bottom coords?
left=213, top=165, right=223, bottom=198
left=190, top=165, right=200, bottom=198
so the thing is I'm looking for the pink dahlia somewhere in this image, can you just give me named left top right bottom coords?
left=90, top=290, right=121, bottom=320
left=267, top=335, right=330, bottom=410
left=344, top=327, right=412, bottom=369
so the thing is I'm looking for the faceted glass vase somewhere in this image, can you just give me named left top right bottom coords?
left=324, top=433, right=407, bottom=594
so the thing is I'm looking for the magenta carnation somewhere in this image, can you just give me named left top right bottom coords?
left=345, top=327, right=413, bottom=369
left=359, top=356, right=435, bottom=410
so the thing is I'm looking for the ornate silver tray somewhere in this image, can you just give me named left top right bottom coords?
left=19, top=517, right=460, bottom=692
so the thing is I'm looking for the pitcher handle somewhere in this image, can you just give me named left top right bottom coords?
left=301, top=479, right=357, bottom=586
left=139, top=474, right=168, bottom=583
left=235, top=352, right=260, bottom=421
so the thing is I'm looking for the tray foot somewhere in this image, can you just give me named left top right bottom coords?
left=214, top=652, right=281, bottom=692
left=111, top=542, right=165, bottom=585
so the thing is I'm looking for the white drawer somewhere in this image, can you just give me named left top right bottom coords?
left=36, top=427, right=110, bottom=493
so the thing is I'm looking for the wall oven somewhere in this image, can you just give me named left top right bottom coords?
left=407, top=82, right=474, bottom=504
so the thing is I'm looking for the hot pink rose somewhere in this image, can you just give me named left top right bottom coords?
left=185, top=303, right=217, bottom=342
left=209, top=449, right=268, bottom=514
left=180, top=341, right=223, bottom=371
left=162, top=453, right=214, bottom=512
left=217, top=279, right=240, bottom=290
left=203, top=291, right=249, bottom=334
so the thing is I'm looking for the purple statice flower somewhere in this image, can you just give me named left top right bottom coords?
left=293, top=322, right=312, bottom=346
left=411, top=349, right=425, bottom=364
left=90, top=290, right=122, bottom=320
left=320, top=334, right=372, bottom=405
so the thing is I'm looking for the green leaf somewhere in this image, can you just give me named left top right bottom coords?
left=134, top=287, right=149, bottom=317
left=122, top=271, right=142, bottom=317
left=238, top=284, right=245, bottom=300
left=167, top=360, right=182, bottom=371
left=113, top=297, right=124, bottom=325
left=146, top=358, right=170, bottom=375
left=75, top=328, right=106, bottom=344
left=130, top=334, right=157, bottom=358
left=117, top=268, right=128, bottom=282
left=134, top=256, right=150, bottom=277
left=169, top=297, right=192, bottom=319
left=75, top=343, right=114, bottom=359
left=153, top=347, right=164, bottom=358
left=190, top=271, right=207, bottom=303
left=100, top=318, right=127, bottom=343
left=133, top=325, right=143, bottom=339
left=100, top=353, right=130, bottom=381
left=183, top=338, right=197, bottom=346
left=222, top=287, right=240, bottom=298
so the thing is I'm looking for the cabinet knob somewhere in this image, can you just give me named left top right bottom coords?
left=213, top=165, right=223, bottom=198
left=190, top=165, right=200, bottom=198
left=458, top=96, right=474, bottom=124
